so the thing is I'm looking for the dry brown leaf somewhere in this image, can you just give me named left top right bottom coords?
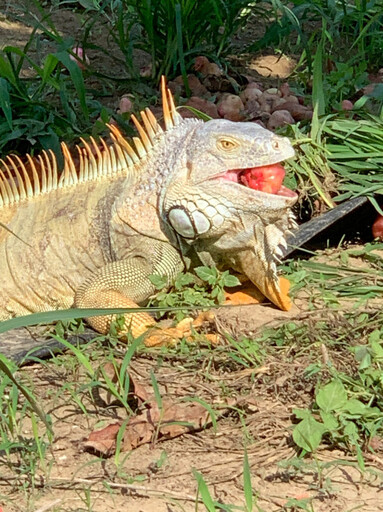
left=85, top=398, right=212, bottom=456
left=149, top=400, right=211, bottom=438
left=84, top=422, right=121, bottom=455
left=122, top=414, right=154, bottom=451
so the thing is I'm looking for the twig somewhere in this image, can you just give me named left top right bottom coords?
left=51, top=477, right=199, bottom=502
left=0, top=474, right=200, bottom=502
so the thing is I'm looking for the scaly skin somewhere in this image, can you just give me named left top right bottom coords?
left=0, top=79, right=297, bottom=344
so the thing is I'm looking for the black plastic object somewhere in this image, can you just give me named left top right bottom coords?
left=283, top=196, right=370, bottom=258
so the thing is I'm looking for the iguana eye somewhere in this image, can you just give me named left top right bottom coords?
left=218, top=138, right=238, bottom=151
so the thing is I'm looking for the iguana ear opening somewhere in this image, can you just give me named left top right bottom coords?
left=161, top=76, right=182, bottom=129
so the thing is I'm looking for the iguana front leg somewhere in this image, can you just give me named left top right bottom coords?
left=74, top=244, right=184, bottom=340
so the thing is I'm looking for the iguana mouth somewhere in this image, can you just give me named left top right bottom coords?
left=222, top=163, right=297, bottom=198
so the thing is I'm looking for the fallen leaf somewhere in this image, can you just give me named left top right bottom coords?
left=84, top=422, right=121, bottom=455
left=123, top=414, right=154, bottom=451
left=149, top=400, right=211, bottom=438
left=84, top=398, right=212, bottom=456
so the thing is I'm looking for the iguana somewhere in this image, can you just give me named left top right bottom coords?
left=0, top=78, right=297, bottom=347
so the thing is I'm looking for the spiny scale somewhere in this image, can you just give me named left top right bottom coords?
left=0, top=77, right=181, bottom=208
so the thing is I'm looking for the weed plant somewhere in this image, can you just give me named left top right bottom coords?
left=80, top=0, right=255, bottom=82
left=254, top=0, right=383, bottom=70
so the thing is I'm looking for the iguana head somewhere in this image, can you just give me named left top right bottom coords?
left=158, top=81, right=298, bottom=310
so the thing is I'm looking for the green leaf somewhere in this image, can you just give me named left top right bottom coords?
left=340, top=399, right=366, bottom=416
left=223, top=274, right=241, bottom=287
left=343, top=420, right=359, bottom=442
left=354, top=345, right=372, bottom=370
left=316, top=380, right=348, bottom=413
left=293, top=408, right=313, bottom=420
left=312, top=34, right=325, bottom=118
left=149, top=274, right=168, bottom=290
left=356, top=444, right=365, bottom=472
left=41, top=54, right=60, bottom=87
left=53, top=50, right=89, bottom=120
left=194, top=266, right=217, bottom=284
left=370, top=340, right=383, bottom=360
left=0, top=78, right=12, bottom=129
left=243, top=449, right=253, bottom=512
left=319, top=411, right=338, bottom=431
left=0, top=54, right=16, bottom=86
left=293, top=415, right=326, bottom=452
left=193, top=470, right=216, bottom=512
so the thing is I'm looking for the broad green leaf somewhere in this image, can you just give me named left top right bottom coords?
left=223, top=274, right=241, bottom=287
left=293, top=408, right=312, bottom=420
left=316, top=380, right=347, bottom=413
left=371, top=340, right=383, bottom=360
left=319, top=411, right=338, bottom=431
left=195, top=266, right=217, bottom=284
left=343, top=420, right=359, bottom=442
left=339, top=399, right=366, bottom=416
left=149, top=274, right=168, bottom=290
left=292, top=415, right=326, bottom=452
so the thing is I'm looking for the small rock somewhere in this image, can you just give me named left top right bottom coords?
left=372, top=214, right=383, bottom=239
left=341, top=99, right=354, bottom=111
left=258, top=92, right=280, bottom=113
left=254, top=119, right=266, bottom=128
left=245, top=99, right=261, bottom=117
left=267, top=110, right=295, bottom=130
left=202, top=75, right=238, bottom=93
left=118, top=95, right=134, bottom=114
left=188, top=74, right=209, bottom=96
left=168, top=74, right=208, bottom=97
left=240, top=85, right=263, bottom=106
left=181, top=97, right=219, bottom=119
left=271, top=95, right=298, bottom=113
left=280, top=82, right=291, bottom=98
left=217, top=94, right=245, bottom=121
left=273, top=101, right=312, bottom=121
left=194, top=56, right=222, bottom=76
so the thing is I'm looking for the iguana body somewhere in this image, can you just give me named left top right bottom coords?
left=0, top=79, right=297, bottom=342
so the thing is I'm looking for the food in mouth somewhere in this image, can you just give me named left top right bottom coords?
left=223, top=163, right=296, bottom=198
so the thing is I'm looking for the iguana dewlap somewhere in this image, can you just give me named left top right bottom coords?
left=0, top=78, right=298, bottom=342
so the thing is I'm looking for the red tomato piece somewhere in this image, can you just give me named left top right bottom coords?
left=372, top=214, right=383, bottom=239
left=240, top=163, right=286, bottom=194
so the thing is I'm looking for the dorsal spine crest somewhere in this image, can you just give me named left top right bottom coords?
left=0, top=78, right=180, bottom=208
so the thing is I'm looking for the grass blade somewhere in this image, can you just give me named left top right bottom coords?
left=0, top=78, right=12, bottom=129
left=243, top=449, right=253, bottom=512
